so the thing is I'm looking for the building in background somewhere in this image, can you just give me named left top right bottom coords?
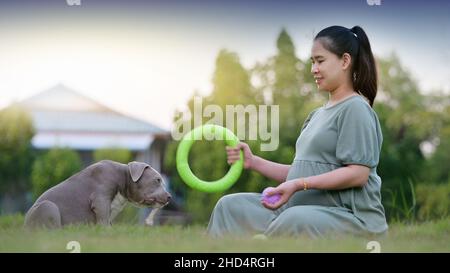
left=20, top=84, right=169, bottom=171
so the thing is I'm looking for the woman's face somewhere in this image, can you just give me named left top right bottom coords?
left=310, top=39, right=347, bottom=92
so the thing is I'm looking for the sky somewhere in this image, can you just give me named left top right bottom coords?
left=0, top=0, right=449, bottom=130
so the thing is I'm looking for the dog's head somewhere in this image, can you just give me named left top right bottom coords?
left=126, top=161, right=171, bottom=208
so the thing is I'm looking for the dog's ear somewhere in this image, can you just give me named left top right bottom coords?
left=128, top=161, right=149, bottom=182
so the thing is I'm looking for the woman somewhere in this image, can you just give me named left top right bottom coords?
left=207, top=25, right=388, bottom=238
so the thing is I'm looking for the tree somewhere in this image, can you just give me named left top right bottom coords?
left=375, top=53, right=439, bottom=221
left=425, top=100, right=450, bottom=184
left=252, top=29, right=323, bottom=165
left=0, top=105, right=35, bottom=195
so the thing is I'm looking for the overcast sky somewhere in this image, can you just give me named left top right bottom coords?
left=0, top=0, right=448, bottom=130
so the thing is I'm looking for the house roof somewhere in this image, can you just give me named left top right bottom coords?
left=20, top=84, right=169, bottom=150
left=21, top=84, right=111, bottom=113
left=21, top=84, right=168, bottom=134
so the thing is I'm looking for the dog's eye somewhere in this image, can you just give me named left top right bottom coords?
left=155, top=178, right=161, bottom=184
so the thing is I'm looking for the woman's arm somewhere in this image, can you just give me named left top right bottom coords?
left=251, top=155, right=291, bottom=183
left=226, top=142, right=290, bottom=183
left=262, top=164, right=370, bottom=209
left=305, top=164, right=370, bottom=190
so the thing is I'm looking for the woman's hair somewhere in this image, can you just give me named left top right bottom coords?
left=314, top=25, right=377, bottom=107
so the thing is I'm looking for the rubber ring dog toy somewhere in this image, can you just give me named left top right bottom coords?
left=176, top=124, right=243, bottom=193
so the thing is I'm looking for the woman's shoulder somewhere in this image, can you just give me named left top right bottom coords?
left=338, top=95, right=376, bottom=114
left=307, top=95, right=379, bottom=122
left=336, top=95, right=381, bottom=125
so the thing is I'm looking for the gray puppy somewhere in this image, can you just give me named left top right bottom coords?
left=24, top=160, right=171, bottom=228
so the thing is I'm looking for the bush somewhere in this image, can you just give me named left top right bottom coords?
left=31, top=148, right=82, bottom=199
left=0, top=105, right=35, bottom=194
left=416, top=182, right=450, bottom=221
left=0, top=213, right=24, bottom=229
left=93, top=147, right=132, bottom=163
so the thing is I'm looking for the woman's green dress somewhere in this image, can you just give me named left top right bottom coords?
left=207, top=95, right=388, bottom=237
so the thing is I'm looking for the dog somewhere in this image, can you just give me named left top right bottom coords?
left=24, top=160, right=171, bottom=228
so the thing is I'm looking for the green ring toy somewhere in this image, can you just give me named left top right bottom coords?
left=176, top=124, right=244, bottom=193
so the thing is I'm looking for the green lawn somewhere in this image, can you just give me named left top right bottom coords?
left=0, top=214, right=448, bottom=252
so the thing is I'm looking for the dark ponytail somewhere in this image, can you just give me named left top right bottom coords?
left=315, top=25, right=377, bottom=107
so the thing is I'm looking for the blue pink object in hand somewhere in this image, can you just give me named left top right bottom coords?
left=261, top=187, right=281, bottom=204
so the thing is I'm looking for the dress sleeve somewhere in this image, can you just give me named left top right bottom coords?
left=335, top=101, right=382, bottom=168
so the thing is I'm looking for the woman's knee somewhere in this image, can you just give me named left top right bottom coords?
left=265, top=206, right=326, bottom=236
left=215, top=193, right=257, bottom=213
left=275, top=206, right=315, bottom=226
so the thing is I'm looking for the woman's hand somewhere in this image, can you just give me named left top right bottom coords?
left=226, top=142, right=254, bottom=169
left=261, top=180, right=299, bottom=210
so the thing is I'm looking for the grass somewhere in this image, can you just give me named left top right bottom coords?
left=0, top=214, right=449, bottom=253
